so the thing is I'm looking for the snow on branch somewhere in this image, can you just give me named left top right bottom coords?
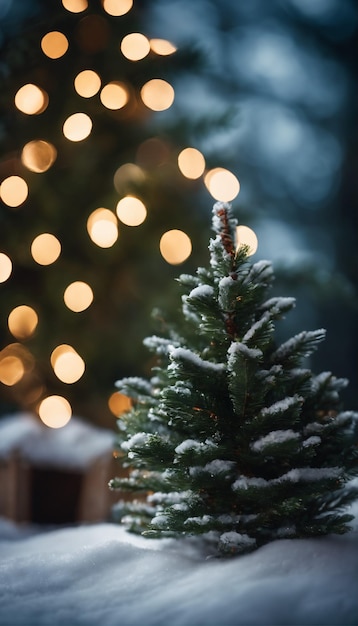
left=143, top=335, right=179, bottom=356
left=260, top=297, right=296, bottom=317
left=228, top=341, right=263, bottom=363
left=168, top=347, right=225, bottom=374
left=272, top=329, right=326, bottom=364
left=251, top=429, right=300, bottom=452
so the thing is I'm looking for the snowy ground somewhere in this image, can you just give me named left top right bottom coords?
left=1, top=498, right=358, bottom=626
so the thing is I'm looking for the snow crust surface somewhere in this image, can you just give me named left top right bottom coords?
left=0, top=500, right=357, bottom=626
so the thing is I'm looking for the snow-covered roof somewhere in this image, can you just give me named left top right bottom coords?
left=0, top=412, right=115, bottom=469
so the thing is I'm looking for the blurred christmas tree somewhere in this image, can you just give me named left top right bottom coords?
left=110, top=201, right=358, bottom=556
left=0, top=0, right=242, bottom=427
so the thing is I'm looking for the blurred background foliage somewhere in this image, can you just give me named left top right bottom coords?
left=0, top=0, right=357, bottom=430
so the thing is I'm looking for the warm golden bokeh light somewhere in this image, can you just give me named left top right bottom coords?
left=178, top=147, right=206, bottom=179
left=150, top=38, right=177, bottom=55
left=102, top=0, right=133, bottom=16
left=50, top=344, right=75, bottom=368
left=41, top=31, right=69, bottom=59
left=53, top=351, right=85, bottom=384
left=121, top=33, right=150, bottom=61
left=0, top=176, right=28, bottom=207
left=204, top=168, right=240, bottom=202
left=0, top=356, right=25, bottom=386
left=74, top=70, right=101, bottom=97
left=87, top=208, right=119, bottom=248
left=63, top=113, right=92, bottom=141
left=8, top=305, right=38, bottom=340
left=236, top=225, right=259, bottom=256
left=31, top=233, right=61, bottom=265
left=140, top=79, right=175, bottom=111
left=51, top=344, right=85, bottom=384
left=14, top=84, right=49, bottom=115
left=38, top=395, right=72, bottom=428
left=113, top=163, right=146, bottom=193
left=116, top=196, right=147, bottom=226
left=0, top=253, right=12, bottom=283
left=0, top=343, right=34, bottom=386
left=159, top=229, right=192, bottom=265
left=100, top=82, right=128, bottom=110
left=108, top=391, right=132, bottom=416
left=64, top=281, right=94, bottom=312
left=62, top=0, right=88, bottom=12
left=21, top=140, right=57, bottom=173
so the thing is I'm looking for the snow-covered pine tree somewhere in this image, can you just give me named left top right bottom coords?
left=110, top=201, right=358, bottom=556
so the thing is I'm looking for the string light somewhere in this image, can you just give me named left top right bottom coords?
left=236, top=225, right=258, bottom=256
left=0, top=343, right=35, bottom=386
left=31, top=233, right=61, bottom=265
left=100, top=82, right=128, bottom=110
left=38, top=395, right=72, bottom=428
left=116, top=196, right=147, bottom=226
left=87, top=208, right=119, bottom=248
left=204, top=168, right=240, bottom=202
left=62, top=0, right=88, bottom=12
left=140, top=79, right=175, bottom=111
left=108, top=391, right=131, bottom=416
left=102, top=0, right=133, bottom=16
left=21, top=140, right=57, bottom=173
left=74, top=70, right=101, bottom=97
left=178, top=147, right=206, bottom=179
left=159, top=229, right=192, bottom=264
left=150, top=39, right=176, bottom=55
left=121, top=33, right=150, bottom=61
left=63, top=281, right=94, bottom=312
left=113, top=163, right=146, bottom=193
left=0, top=176, right=28, bottom=207
left=0, top=253, right=12, bottom=282
left=8, top=305, right=38, bottom=340
left=51, top=346, right=85, bottom=384
left=14, top=84, right=49, bottom=115
left=63, top=112, right=92, bottom=141
left=41, top=31, right=69, bottom=59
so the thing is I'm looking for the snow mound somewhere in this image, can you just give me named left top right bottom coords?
left=0, top=512, right=357, bottom=626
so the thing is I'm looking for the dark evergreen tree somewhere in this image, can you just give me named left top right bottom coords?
left=110, top=201, right=358, bottom=556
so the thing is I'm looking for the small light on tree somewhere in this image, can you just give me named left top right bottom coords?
left=40, top=31, right=69, bottom=59
left=116, top=196, right=147, bottom=226
left=0, top=176, right=28, bottom=207
left=140, top=79, right=175, bottom=111
left=159, top=229, right=192, bottom=264
left=108, top=391, right=132, bottom=416
left=121, top=33, right=150, bottom=61
left=14, top=84, right=49, bottom=115
left=178, top=147, right=206, bottom=179
left=31, top=233, right=61, bottom=265
left=38, top=395, right=72, bottom=428
left=87, top=208, right=119, bottom=248
left=236, top=225, right=258, bottom=256
left=74, top=70, right=101, bottom=97
left=0, top=356, right=25, bottom=386
left=0, top=253, right=12, bottom=282
left=8, top=305, right=38, bottom=340
left=204, top=168, right=240, bottom=202
left=100, top=82, right=129, bottom=110
left=21, top=140, right=57, bottom=173
left=102, top=0, right=133, bottom=16
left=62, top=0, right=88, bottom=13
left=63, top=113, right=92, bottom=141
left=53, top=350, right=85, bottom=384
left=150, top=38, right=177, bottom=55
left=64, top=281, right=94, bottom=312
left=113, top=163, right=146, bottom=192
